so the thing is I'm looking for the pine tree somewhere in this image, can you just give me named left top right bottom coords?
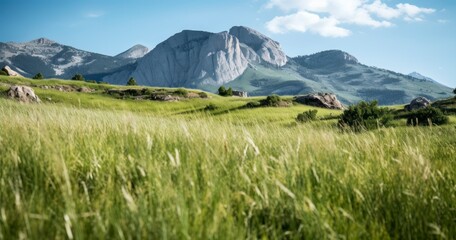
left=33, top=73, right=44, bottom=79
left=127, top=77, right=137, bottom=86
left=71, top=74, right=84, bottom=81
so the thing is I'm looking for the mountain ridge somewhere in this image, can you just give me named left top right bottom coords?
left=0, top=27, right=452, bottom=104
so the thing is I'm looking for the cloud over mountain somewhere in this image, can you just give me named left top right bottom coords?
left=265, top=0, right=435, bottom=37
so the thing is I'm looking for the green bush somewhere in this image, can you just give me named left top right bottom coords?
left=261, top=95, right=281, bottom=106
left=127, top=77, right=137, bottom=86
left=71, top=74, right=85, bottom=81
left=218, top=86, right=233, bottom=96
left=86, top=80, right=97, bottom=83
left=204, top=104, right=218, bottom=111
left=0, top=70, right=7, bottom=76
left=33, top=73, right=44, bottom=79
left=245, top=101, right=261, bottom=108
left=339, top=101, right=392, bottom=131
left=198, top=92, right=208, bottom=98
left=406, top=107, right=449, bottom=126
left=174, top=88, right=188, bottom=97
left=297, top=110, right=318, bottom=123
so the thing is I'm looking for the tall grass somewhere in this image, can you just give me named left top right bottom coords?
left=0, top=99, right=455, bottom=239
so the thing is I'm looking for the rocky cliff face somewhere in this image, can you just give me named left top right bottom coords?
left=229, top=26, right=287, bottom=67
left=115, top=44, right=149, bottom=59
left=132, top=26, right=288, bottom=87
left=132, top=30, right=249, bottom=87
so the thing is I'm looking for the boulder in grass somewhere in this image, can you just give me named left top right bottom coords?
left=7, top=85, right=41, bottom=103
left=294, top=93, right=344, bottom=110
left=2, top=66, right=23, bottom=77
left=405, top=97, right=431, bottom=111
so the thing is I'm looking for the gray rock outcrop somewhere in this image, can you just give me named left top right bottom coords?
left=132, top=30, right=249, bottom=87
left=7, top=85, right=41, bottom=103
left=2, top=66, right=23, bottom=77
left=405, top=97, right=431, bottom=111
left=115, top=44, right=149, bottom=59
left=229, top=26, right=287, bottom=67
left=294, top=93, right=344, bottom=110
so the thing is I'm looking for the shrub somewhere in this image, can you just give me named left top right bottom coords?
left=245, top=101, right=261, bottom=108
left=226, top=87, right=233, bottom=96
left=204, top=104, right=218, bottom=111
left=338, top=101, right=392, bottom=131
left=198, top=92, right=208, bottom=98
left=218, top=86, right=233, bottom=96
left=86, top=80, right=97, bottom=83
left=32, top=73, right=44, bottom=79
left=218, top=86, right=227, bottom=96
left=297, top=110, right=318, bottom=123
left=261, top=95, right=282, bottom=107
left=174, top=88, right=188, bottom=97
left=71, top=74, right=84, bottom=81
left=0, top=70, right=7, bottom=76
left=127, top=77, right=137, bottom=86
left=406, top=107, right=449, bottom=126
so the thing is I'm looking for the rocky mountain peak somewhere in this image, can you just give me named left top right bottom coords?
left=229, top=26, right=287, bottom=67
left=294, top=50, right=358, bottom=69
left=29, top=38, right=56, bottom=45
left=116, top=44, right=149, bottom=59
left=132, top=29, right=248, bottom=87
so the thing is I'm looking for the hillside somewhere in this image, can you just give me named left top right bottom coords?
left=1, top=76, right=456, bottom=239
left=0, top=38, right=139, bottom=79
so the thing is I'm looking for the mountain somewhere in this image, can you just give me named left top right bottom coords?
left=0, top=38, right=137, bottom=79
left=130, top=27, right=288, bottom=88
left=128, top=27, right=450, bottom=104
left=1, top=29, right=452, bottom=105
left=408, top=72, right=436, bottom=82
left=115, top=44, right=149, bottom=59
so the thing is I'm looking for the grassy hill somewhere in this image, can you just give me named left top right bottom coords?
left=1, top=76, right=455, bottom=239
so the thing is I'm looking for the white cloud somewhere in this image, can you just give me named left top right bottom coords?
left=266, top=11, right=351, bottom=37
left=266, top=0, right=435, bottom=37
left=85, top=11, right=105, bottom=18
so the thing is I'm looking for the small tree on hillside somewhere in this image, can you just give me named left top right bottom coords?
left=71, top=74, right=84, bottom=81
left=33, top=73, right=44, bottom=79
left=226, top=87, right=233, bottom=96
left=218, top=86, right=227, bottom=96
left=127, top=77, right=137, bottom=86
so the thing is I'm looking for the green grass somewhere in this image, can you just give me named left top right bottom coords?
left=1, top=77, right=455, bottom=239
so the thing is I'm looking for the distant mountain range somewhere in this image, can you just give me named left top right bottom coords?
left=0, top=27, right=452, bottom=105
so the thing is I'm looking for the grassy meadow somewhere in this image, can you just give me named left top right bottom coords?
left=0, top=76, right=455, bottom=239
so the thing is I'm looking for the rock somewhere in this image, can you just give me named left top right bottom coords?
left=115, top=44, right=149, bottom=59
left=150, top=94, right=180, bottom=102
left=229, top=26, right=287, bottom=67
left=78, top=87, right=92, bottom=93
left=133, top=30, right=249, bottom=87
left=405, top=97, right=431, bottom=111
left=7, top=85, right=41, bottom=103
left=2, top=66, right=23, bottom=77
left=294, top=93, right=344, bottom=110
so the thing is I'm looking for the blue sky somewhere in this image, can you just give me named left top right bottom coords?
left=1, top=0, right=455, bottom=87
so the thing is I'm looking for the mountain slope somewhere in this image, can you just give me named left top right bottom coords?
left=0, top=38, right=135, bottom=79
left=115, top=44, right=149, bottom=59
left=225, top=50, right=452, bottom=104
